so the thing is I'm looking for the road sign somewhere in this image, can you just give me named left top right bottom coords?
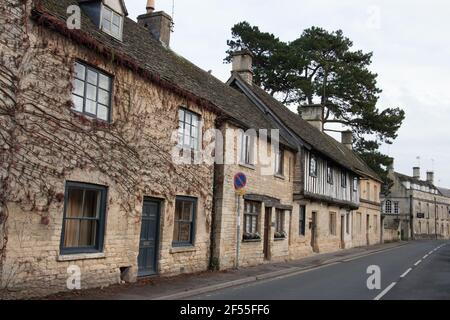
left=234, top=172, right=247, bottom=190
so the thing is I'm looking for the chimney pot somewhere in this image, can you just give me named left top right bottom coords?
left=231, top=50, right=254, bottom=85
left=138, top=1, right=172, bottom=47
left=146, top=0, right=155, bottom=14
left=413, top=167, right=421, bottom=180
left=300, top=104, right=324, bottom=132
left=341, top=130, right=353, bottom=150
left=426, top=171, right=434, bottom=184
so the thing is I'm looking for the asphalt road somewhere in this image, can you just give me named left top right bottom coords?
left=189, top=240, right=450, bottom=300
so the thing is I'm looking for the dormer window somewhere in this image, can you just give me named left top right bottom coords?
left=101, top=5, right=123, bottom=40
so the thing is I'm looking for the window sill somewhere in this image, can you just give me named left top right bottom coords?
left=239, top=163, right=256, bottom=170
left=242, top=239, right=261, bottom=243
left=274, top=174, right=285, bottom=180
left=274, top=237, right=286, bottom=241
left=170, top=246, right=196, bottom=254
left=57, top=252, right=106, bottom=262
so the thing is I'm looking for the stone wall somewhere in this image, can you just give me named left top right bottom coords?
left=0, top=3, right=216, bottom=298
left=213, top=122, right=294, bottom=269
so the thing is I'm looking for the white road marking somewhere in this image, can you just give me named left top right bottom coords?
left=400, top=268, right=412, bottom=278
left=423, top=254, right=429, bottom=259
left=414, top=260, right=422, bottom=266
left=374, top=282, right=397, bottom=300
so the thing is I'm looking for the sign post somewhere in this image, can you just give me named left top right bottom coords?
left=233, top=173, right=247, bottom=269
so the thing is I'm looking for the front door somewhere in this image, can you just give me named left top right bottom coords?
left=366, top=214, right=370, bottom=246
left=311, top=212, right=318, bottom=253
left=263, top=207, right=271, bottom=260
left=138, top=199, right=161, bottom=276
left=340, top=215, right=345, bottom=249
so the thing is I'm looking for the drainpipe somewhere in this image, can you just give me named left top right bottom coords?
left=435, top=197, right=438, bottom=240
left=409, top=195, right=414, bottom=240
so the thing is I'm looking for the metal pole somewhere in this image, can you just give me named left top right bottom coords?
left=236, top=193, right=241, bottom=269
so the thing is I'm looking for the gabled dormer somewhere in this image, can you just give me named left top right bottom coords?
left=79, top=0, right=128, bottom=41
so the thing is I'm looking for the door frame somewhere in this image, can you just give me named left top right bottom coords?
left=311, top=211, right=318, bottom=253
left=138, top=197, right=162, bottom=277
left=366, top=214, right=370, bottom=246
left=340, top=214, right=345, bottom=249
left=263, top=207, right=272, bottom=260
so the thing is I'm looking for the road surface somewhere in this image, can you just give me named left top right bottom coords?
left=188, top=240, right=450, bottom=300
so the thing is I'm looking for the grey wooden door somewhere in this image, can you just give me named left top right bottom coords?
left=138, top=199, right=161, bottom=276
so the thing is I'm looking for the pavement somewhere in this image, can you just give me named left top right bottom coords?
left=46, top=240, right=412, bottom=300
left=189, top=240, right=449, bottom=300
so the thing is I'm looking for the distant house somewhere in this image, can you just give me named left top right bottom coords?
left=381, top=163, right=450, bottom=241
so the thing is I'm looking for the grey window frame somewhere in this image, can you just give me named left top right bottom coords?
left=274, top=148, right=284, bottom=175
left=178, top=108, right=200, bottom=151
left=299, top=205, right=306, bottom=236
left=60, top=181, right=108, bottom=255
left=275, top=209, right=285, bottom=233
left=172, top=196, right=197, bottom=247
left=72, top=61, right=113, bottom=122
left=341, top=171, right=347, bottom=188
left=243, top=201, right=260, bottom=235
left=385, top=200, right=392, bottom=214
left=240, top=132, right=255, bottom=166
left=100, top=5, right=123, bottom=40
left=327, top=163, right=334, bottom=184
left=353, top=177, right=358, bottom=192
left=309, top=155, right=318, bottom=177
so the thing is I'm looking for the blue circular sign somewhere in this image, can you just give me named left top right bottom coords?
left=234, top=172, right=247, bottom=190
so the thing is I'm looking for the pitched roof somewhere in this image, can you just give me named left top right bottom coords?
left=34, top=0, right=295, bottom=149
left=438, top=187, right=450, bottom=198
left=231, top=75, right=382, bottom=181
left=394, top=171, right=440, bottom=191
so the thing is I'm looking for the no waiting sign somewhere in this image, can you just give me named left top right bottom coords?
left=234, top=172, right=247, bottom=190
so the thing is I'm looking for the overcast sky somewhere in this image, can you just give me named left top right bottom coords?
left=125, top=0, right=450, bottom=187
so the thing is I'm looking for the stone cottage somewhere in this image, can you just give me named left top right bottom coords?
left=224, top=51, right=382, bottom=261
left=0, top=0, right=298, bottom=298
left=381, top=163, right=450, bottom=241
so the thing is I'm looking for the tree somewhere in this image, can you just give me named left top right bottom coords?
left=226, top=22, right=405, bottom=182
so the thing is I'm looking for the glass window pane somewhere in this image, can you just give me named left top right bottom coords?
left=74, top=62, right=85, bottom=80
left=83, top=189, right=100, bottom=218
left=98, top=89, right=109, bottom=105
left=182, top=201, right=192, bottom=221
left=86, top=84, right=97, bottom=101
left=179, top=109, right=185, bottom=122
left=87, top=70, right=98, bottom=85
left=85, top=99, right=96, bottom=114
left=112, top=13, right=121, bottom=26
left=73, top=79, right=85, bottom=96
left=185, top=112, right=192, bottom=125
left=72, top=94, right=83, bottom=112
left=98, top=74, right=110, bottom=90
left=78, top=220, right=97, bottom=247
left=111, top=24, right=120, bottom=36
left=192, top=126, right=199, bottom=138
left=66, top=188, right=84, bottom=218
left=64, top=219, right=80, bottom=248
left=191, top=115, right=199, bottom=127
left=178, top=223, right=191, bottom=242
left=97, top=104, right=108, bottom=121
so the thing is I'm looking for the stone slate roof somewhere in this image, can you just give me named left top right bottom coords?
left=233, top=76, right=382, bottom=181
left=33, top=0, right=295, bottom=149
left=394, top=172, right=440, bottom=191
left=438, top=187, right=450, bottom=198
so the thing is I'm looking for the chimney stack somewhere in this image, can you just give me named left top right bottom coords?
left=301, top=104, right=324, bottom=132
left=387, top=157, right=394, bottom=174
left=426, top=171, right=434, bottom=184
left=341, top=130, right=353, bottom=150
left=231, top=50, right=254, bottom=85
left=413, top=167, right=420, bottom=180
left=137, top=0, right=172, bottom=47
